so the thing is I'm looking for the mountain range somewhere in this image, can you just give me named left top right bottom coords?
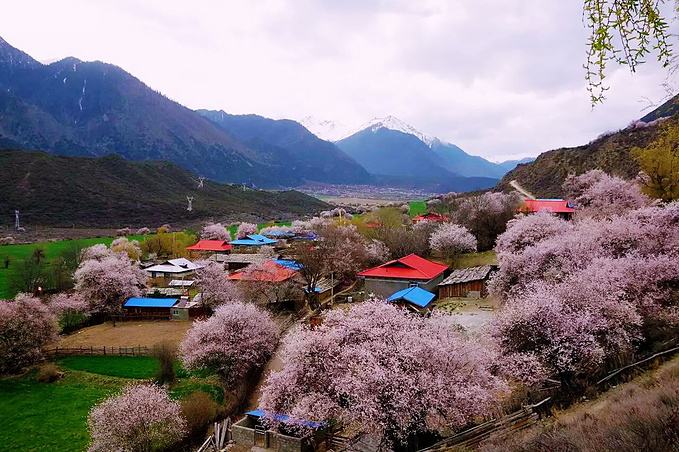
left=0, top=36, right=530, bottom=193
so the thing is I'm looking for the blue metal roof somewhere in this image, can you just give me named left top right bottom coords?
left=274, top=259, right=303, bottom=271
left=387, top=287, right=435, bottom=308
left=246, top=409, right=325, bottom=429
left=230, top=234, right=277, bottom=246
left=124, top=297, right=178, bottom=308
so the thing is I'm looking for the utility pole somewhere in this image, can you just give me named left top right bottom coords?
left=14, top=210, right=20, bottom=230
left=186, top=196, right=194, bottom=211
left=197, top=177, right=205, bottom=189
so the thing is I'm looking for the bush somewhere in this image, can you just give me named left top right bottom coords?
left=153, top=341, right=177, bottom=385
left=36, top=363, right=63, bottom=383
left=180, top=392, right=220, bottom=437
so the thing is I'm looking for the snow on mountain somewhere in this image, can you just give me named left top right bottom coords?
left=299, top=116, right=355, bottom=142
left=353, top=115, right=434, bottom=146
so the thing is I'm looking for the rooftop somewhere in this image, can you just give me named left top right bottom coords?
left=124, top=297, right=178, bottom=308
left=228, top=260, right=297, bottom=282
left=387, top=286, right=435, bottom=308
left=358, top=253, right=448, bottom=280
left=230, top=234, right=278, bottom=246
left=440, top=265, right=494, bottom=285
left=186, top=240, right=232, bottom=252
left=522, top=199, right=575, bottom=214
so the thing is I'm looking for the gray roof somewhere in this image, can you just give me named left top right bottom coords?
left=213, top=253, right=270, bottom=264
left=439, top=265, right=494, bottom=286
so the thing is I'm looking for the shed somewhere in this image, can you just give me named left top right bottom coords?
left=412, top=212, right=448, bottom=223
left=145, top=258, right=203, bottom=279
left=123, top=297, right=178, bottom=319
left=358, top=253, right=448, bottom=298
left=231, top=409, right=326, bottom=452
left=438, top=265, right=495, bottom=298
left=171, top=299, right=205, bottom=320
left=387, top=286, right=435, bottom=313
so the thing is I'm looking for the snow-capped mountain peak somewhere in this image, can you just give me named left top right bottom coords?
left=357, top=115, right=434, bottom=146
left=299, top=116, right=355, bottom=142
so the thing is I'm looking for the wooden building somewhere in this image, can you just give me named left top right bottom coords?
left=438, top=265, right=495, bottom=299
left=123, top=297, right=178, bottom=320
left=358, top=253, right=448, bottom=298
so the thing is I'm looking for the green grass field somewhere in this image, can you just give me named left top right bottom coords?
left=0, top=235, right=145, bottom=299
left=453, top=250, right=497, bottom=269
left=408, top=200, right=427, bottom=217
left=0, top=356, right=222, bottom=452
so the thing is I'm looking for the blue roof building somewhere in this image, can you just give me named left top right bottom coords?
left=230, top=234, right=278, bottom=246
left=387, top=286, right=435, bottom=311
left=123, top=297, right=179, bottom=308
left=274, top=259, right=303, bottom=271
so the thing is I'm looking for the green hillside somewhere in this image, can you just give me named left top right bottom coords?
left=0, top=150, right=328, bottom=228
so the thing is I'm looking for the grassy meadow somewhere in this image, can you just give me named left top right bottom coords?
left=0, top=235, right=146, bottom=299
left=0, top=356, right=222, bottom=452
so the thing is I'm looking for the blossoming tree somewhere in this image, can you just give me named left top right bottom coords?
left=179, top=302, right=279, bottom=385
left=200, top=223, right=230, bottom=241
left=0, top=294, right=57, bottom=374
left=429, top=223, right=477, bottom=260
left=88, top=384, right=186, bottom=452
left=260, top=301, right=506, bottom=448
left=193, top=260, right=240, bottom=309
left=236, top=222, right=258, bottom=238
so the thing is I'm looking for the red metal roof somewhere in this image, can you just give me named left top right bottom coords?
left=522, top=199, right=575, bottom=214
left=358, top=253, right=448, bottom=280
left=228, top=261, right=297, bottom=282
left=413, top=212, right=448, bottom=223
left=186, top=240, right=233, bottom=252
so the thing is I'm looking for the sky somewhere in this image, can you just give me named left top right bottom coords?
left=1, top=0, right=676, bottom=161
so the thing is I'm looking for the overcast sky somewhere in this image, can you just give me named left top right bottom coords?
left=1, top=0, right=676, bottom=161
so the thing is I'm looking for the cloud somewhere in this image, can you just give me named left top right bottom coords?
left=0, top=0, right=675, bottom=160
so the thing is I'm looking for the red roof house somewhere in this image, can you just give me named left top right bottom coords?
left=186, top=240, right=233, bottom=253
left=228, top=261, right=297, bottom=282
left=358, top=254, right=449, bottom=298
left=412, top=212, right=448, bottom=223
left=521, top=199, right=575, bottom=219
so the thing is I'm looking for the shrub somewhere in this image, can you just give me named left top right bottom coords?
left=136, top=227, right=151, bottom=235
left=180, top=392, right=220, bottom=437
left=153, top=341, right=177, bottom=385
left=36, top=363, right=63, bottom=383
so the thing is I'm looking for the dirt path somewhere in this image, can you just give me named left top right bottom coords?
left=509, top=180, right=535, bottom=199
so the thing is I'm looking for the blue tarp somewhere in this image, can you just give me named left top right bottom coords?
left=230, top=234, right=277, bottom=246
left=246, top=409, right=325, bottom=429
left=124, top=297, right=178, bottom=308
left=274, top=259, right=303, bottom=271
left=387, top=286, right=435, bottom=308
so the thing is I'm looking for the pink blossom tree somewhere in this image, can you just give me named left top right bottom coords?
left=564, top=170, right=650, bottom=219
left=364, top=239, right=390, bottom=265
left=236, top=222, right=258, bottom=239
left=261, top=301, right=506, bottom=448
left=80, top=244, right=113, bottom=262
left=88, top=384, right=186, bottom=452
left=429, top=223, right=477, bottom=260
left=110, top=237, right=142, bottom=261
left=0, top=294, right=58, bottom=374
left=74, top=251, right=147, bottom=318
left=194, top=260, right=241, bottom=309
left=200, top=223, right=230, bottom=241
left=236, top=262, right=303, bottom=306
left=179, top=302, right=279, bottom=384
left=495, top=211, right=572, bottom=255
left=48, top=292, right=90, bottom=332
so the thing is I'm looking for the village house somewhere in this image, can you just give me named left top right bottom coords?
left=387, top=286, right=436, bottom=313
left=170, top=299, right=205, bottom=320
left=520, top=198, right=575, bottom=220
left=304, top=276, right=341, bottom=303
left=358, top=253, right=448, bottom=298
left=144, top=258, right=203, bottom=281
left=438, top=265, right=496, bottom=299
left=213, top=253, right=271, bottom=271
left=227, top=260, right=298, bottom=283
left=185, top=239, right=232, bottom=257
left=122, top=297, right=178, bottom=320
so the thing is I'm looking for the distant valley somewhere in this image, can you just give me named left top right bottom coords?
left=0, top=36, right=530, bottom=197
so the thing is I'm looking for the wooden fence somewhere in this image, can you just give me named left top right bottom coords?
left=196, top=418, right=231, bottom=452
left=44, top=345, right=151, bottom=357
